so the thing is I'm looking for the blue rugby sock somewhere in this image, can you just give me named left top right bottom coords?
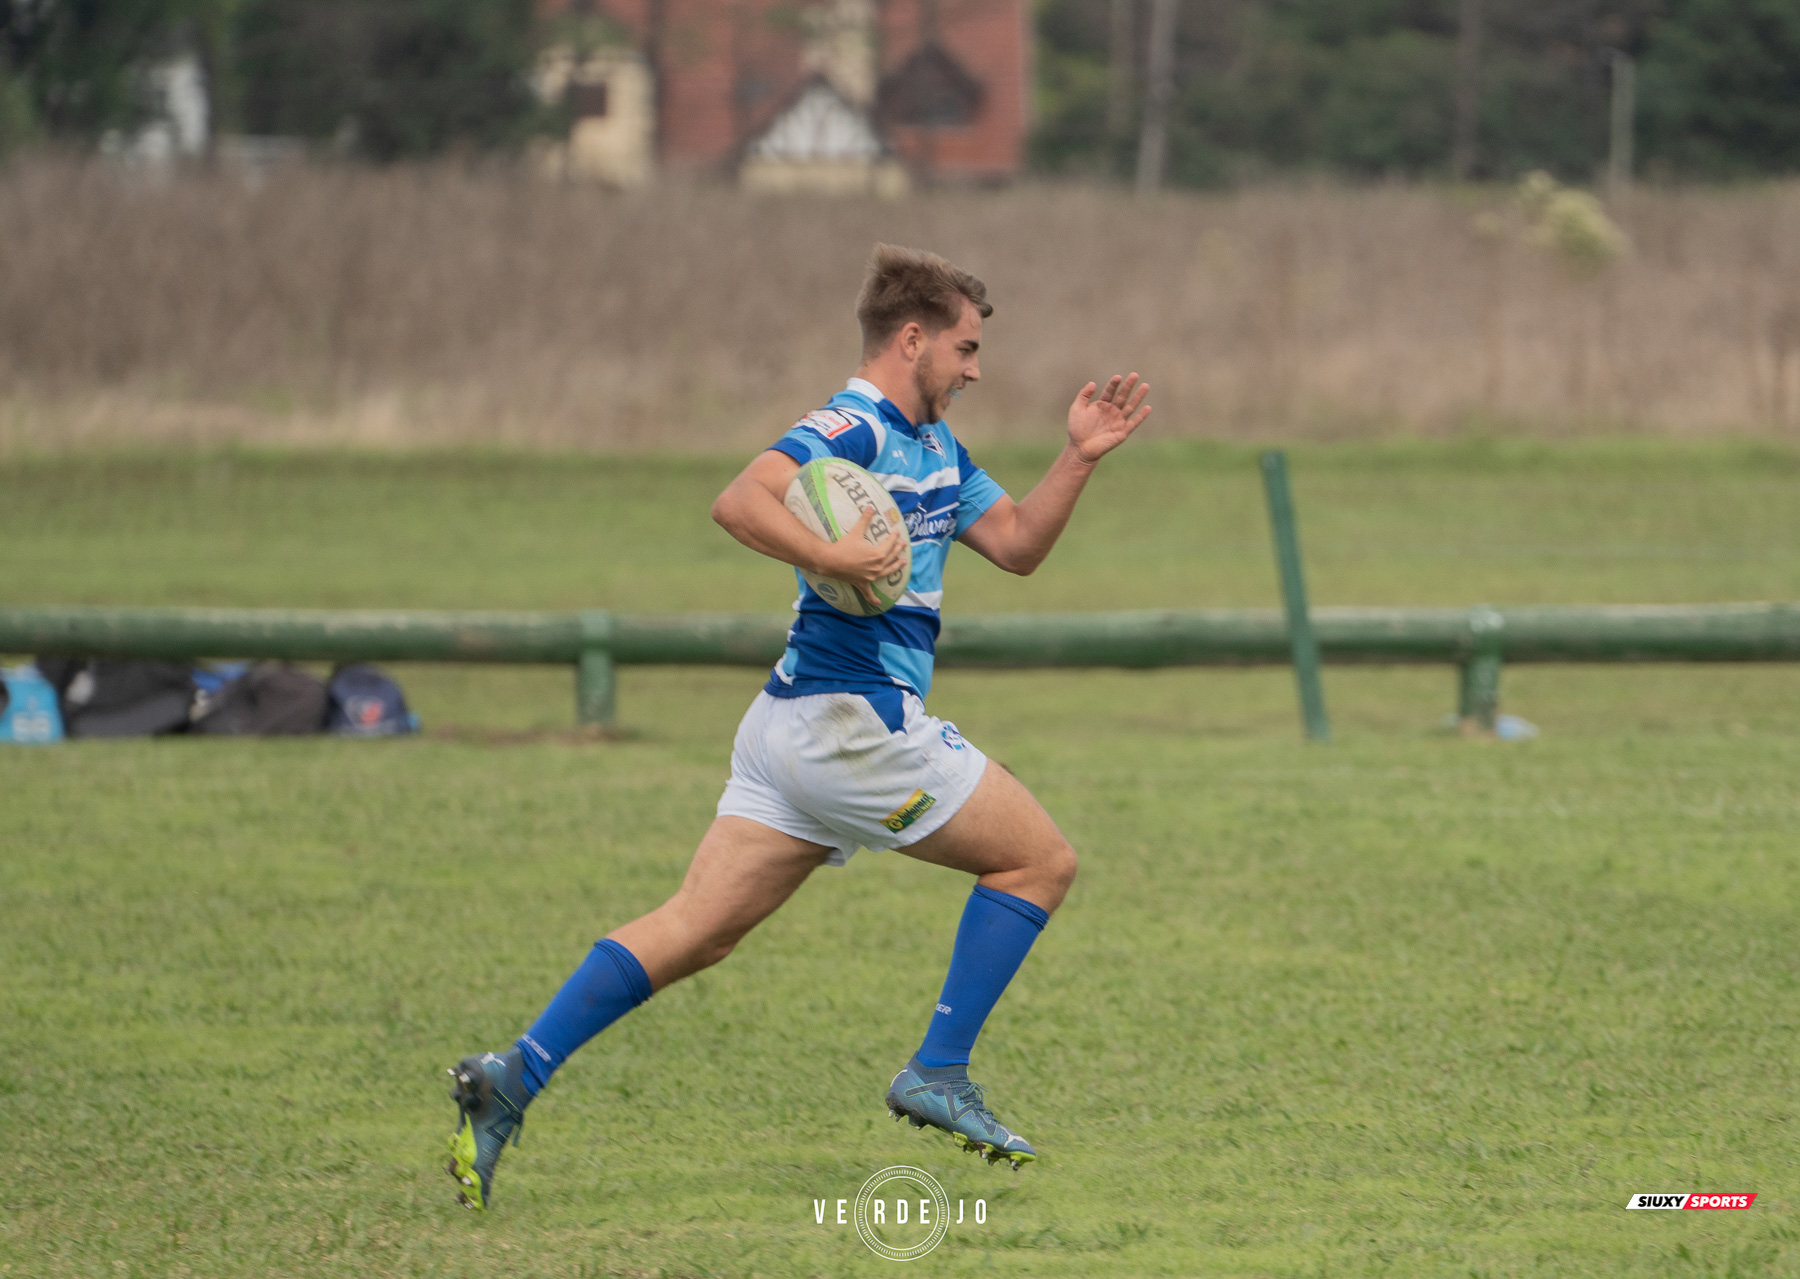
left=916, top=885, right=1049, bottom=1070
left=516, top=938, right=652, bottom=1097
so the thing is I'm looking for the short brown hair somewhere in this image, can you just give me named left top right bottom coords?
left=855, top=243, right=992, bottom=354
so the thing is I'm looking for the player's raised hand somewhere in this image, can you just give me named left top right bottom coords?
left=815, top=507, right=909, bottom=599
left=1067, top=373, right=1152, bottom=464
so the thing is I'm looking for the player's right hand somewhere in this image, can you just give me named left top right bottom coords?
left=815, top=507, right=909, bottom=588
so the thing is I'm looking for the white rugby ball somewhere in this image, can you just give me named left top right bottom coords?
left=784, top=459, right=911, bottom=616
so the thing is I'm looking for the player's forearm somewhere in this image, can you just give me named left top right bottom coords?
left=712, top=479, right=830, bottom=575
left=998, top=444, right=1098, bottom=575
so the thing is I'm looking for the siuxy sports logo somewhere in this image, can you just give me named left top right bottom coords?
left=1626, top=1193, right=1756, bottom=1210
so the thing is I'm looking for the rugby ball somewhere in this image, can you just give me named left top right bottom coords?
left=784, top=459, right=911, bottom=616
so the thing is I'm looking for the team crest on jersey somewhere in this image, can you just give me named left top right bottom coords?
left=800, top=409, right=861, bottom=440
left=920, top=430, right=947, bottom=458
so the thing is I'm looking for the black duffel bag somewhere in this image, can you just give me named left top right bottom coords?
left=190, top=662, right=328, bottom=736
left=37, top=657, right=196, bottom=739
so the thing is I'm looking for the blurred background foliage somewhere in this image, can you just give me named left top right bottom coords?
left=2, top=0, right=544, bottom=161
left=1035, top=0, right=1800, bottom=183
left=0, top=0, right=1796, bottom=177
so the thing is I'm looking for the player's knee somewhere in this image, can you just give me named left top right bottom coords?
left=1027, top=839, right=1077, bottom=910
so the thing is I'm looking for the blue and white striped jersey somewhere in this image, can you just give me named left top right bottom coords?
left=764, top=377, right=1006, bottom=725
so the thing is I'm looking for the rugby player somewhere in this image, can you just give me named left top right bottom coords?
left=445, top=244, right=1151, bottom=1209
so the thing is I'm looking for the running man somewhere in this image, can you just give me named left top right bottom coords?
left=446, top=244, right=1151, bottom=1209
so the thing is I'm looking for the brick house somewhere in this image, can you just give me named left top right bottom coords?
left=538, top=0, right=1030, bottom=186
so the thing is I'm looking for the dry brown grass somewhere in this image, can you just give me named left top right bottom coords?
left=3, top=158, right=1798, bottom=452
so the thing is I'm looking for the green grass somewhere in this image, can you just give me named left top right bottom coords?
left=3, top=440, right=1800, bottom=1277
left=4, top=438, right=1799, bottom=611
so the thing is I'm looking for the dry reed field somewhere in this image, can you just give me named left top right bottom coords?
left=2, top=158, right=1798, bottom=451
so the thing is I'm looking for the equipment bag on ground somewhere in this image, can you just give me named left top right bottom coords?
left=0, top=664, right=64, bottom=743
left=36, top=657, right=196, bottom=738
left=326, top=663, right=418, bottom=736
left=189, top=662, right=329, bottom=736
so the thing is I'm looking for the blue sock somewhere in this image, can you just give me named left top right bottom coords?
left=916, top=885, right=1050, bottom=1070
left=516, top=938, right=652, bottom=1097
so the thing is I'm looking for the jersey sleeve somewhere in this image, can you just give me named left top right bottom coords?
left=769, top=408, right=880, bottom=468
left=952, top=438, right=1007, bottom=537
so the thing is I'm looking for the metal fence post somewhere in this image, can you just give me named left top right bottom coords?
left=1260, top=450, right=1331, bottom=742
left=1458, top=605, right=1504, bottom=733
left=576, top=609, right=615, bottom=728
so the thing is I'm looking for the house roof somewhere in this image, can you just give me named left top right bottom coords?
left=748, top=78, right=884, bottom=164
left=877, top=41, right=983, bottom=130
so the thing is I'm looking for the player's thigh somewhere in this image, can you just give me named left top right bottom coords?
left=900, top=761, right=1074, bottom=883
left=667, top=815, right=832, bottom=938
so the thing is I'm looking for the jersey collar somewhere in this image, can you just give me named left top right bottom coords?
left=843, top=376, right=933, bottom=438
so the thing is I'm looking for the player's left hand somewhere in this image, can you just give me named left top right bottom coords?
left=1067, top=373, right=1151, bottom=464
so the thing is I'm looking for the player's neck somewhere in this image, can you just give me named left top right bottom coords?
left=852, top=362, right=928, bottom=427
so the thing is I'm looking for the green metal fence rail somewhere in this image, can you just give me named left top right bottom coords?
left=1260, top=449, right=1331, bottom=742
left=5, top=602, right=1799, bottom=731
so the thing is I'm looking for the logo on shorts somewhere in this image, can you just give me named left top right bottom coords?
left=939, top=723, right=966, bottom=751
left=882, top=789, right=937, bottom=833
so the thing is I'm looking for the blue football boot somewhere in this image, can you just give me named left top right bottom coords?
left=445, top=1049, right=529, bottom=1210
left=886, top=1057, right=1037, bottom=1170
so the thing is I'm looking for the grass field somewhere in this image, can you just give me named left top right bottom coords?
left=4, top=440, right=1800, bottom=1277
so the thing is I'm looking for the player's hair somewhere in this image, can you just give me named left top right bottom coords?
left=855, top=243, right=992, bottom=354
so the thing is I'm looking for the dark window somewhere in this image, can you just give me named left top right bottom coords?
left=570, top=82, right=609, bottom=119
left=878, top=43, right=983, bottom=129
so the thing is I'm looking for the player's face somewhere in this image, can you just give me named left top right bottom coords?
left=913, top=301, right=983, bottom=422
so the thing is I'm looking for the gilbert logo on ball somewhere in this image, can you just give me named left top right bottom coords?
left=784, top=459, right=911, bottom=616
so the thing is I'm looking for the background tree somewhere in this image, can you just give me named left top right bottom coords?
left=233, top=0, right=545, bottom=160
left=2, top=0, right=234, bottom=144
left=1638, top=0, right=1800, bottom=177
left=1032, top=0, right=1796, bottom=185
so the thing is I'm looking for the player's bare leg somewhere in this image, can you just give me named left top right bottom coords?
left=447, top=819, right=828, bottom=1209
left=608, top=818, right=833, bottom=989
left=883, top=761, right=1077, bottom=1168
left=901, top=761, right=1078, bottom=912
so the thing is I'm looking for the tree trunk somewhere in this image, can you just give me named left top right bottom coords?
left=1108, top=0, right=1135, bottom=140
left=1452, top=0, right=1481, bottom=180
left=1135, top=0, right=1176, bottom=194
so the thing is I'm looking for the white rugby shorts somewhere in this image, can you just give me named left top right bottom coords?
left=716, top=690, right=989, bottom=866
